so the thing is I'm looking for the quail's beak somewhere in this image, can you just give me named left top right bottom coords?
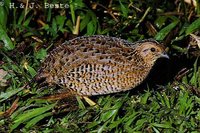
left=160, top=52, right=169, bottom=59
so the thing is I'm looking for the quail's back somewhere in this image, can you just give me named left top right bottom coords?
left=35, top=35, right=168, bottom=96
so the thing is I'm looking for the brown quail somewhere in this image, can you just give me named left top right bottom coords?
left=34, top=35, right=168, bottom=96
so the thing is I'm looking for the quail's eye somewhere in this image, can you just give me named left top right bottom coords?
left=150, top=47, right=156, bottom=52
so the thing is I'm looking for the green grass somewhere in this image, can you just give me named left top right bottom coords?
left=0, top=0, right=200, bottom=132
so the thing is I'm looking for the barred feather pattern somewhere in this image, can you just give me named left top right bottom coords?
left=35, top=35, right=167, bottom=96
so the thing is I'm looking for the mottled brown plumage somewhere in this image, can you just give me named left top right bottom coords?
left=35, top=35, right=168, bottom=96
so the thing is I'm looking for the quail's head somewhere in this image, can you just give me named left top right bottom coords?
left=134, top=40, right=169, bottom=66
left=136, top=40, right=169, bottom=66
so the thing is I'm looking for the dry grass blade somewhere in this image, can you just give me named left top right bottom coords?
left=0, top=97, right=19, bottom=117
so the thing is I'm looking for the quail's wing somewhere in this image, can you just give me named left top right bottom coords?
left=38, top=35, right=136, bottom=77
left=55, top=35, right=142, bottom=80
left=53, top=36, right=145, bottom=95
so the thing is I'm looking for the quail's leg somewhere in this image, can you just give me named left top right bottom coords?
left=82, top=96, right=97, bottom=106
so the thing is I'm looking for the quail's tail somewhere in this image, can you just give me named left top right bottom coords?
left=23, top=72, right=48, bottom=90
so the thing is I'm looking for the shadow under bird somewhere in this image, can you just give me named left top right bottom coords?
left=32, top=35, right=169, bottom=104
